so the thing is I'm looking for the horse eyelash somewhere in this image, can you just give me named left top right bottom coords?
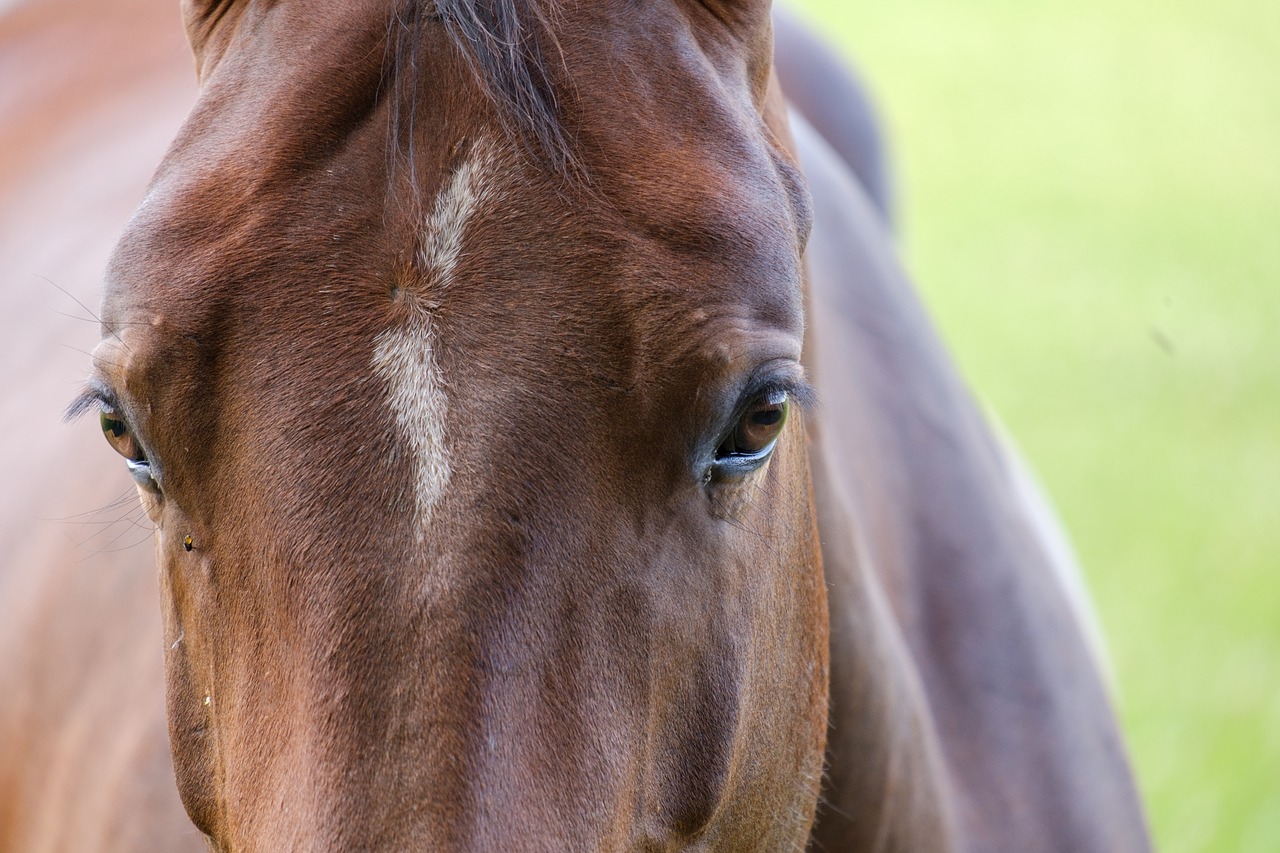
left=782, top=379, right=819, bottom=416
left=64, top=384, right=116, bottom=423
left=743, top=376, right=819, bottom=419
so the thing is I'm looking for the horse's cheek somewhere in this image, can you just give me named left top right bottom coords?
left=156, top=531, right=223, bottom=841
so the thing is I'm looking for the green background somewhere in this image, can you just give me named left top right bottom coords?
left=787, top=0, right=1279, bottom=849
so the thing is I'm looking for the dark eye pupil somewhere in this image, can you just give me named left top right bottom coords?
left=101, top=413, right=126, bottom=438
left=751, top=408, right=783, bottom=427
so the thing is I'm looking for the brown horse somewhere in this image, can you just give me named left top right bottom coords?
left=0, top=0, right=1150, bottom=850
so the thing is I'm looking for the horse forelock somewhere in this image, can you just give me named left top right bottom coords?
left=390, top=0, right=576, bottom=182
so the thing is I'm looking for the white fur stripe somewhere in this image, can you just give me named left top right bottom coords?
left=418, top=137, right=498, bottom=289
left=373, top=138, right=502, bottom=532
left=373, top=320, right=451, bottom=533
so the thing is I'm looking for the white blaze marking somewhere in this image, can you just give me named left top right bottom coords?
left=372, top=138, right=501, bottom=531
left=373, top=320, right=451, bottom=532
left=418, top=137, right=499, bottom=289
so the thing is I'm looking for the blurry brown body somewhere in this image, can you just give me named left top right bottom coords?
left=0, top=0, right=1148, bottom=851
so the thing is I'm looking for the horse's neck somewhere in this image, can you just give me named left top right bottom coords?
left=762, top=76, right=962, bottom=846
left=792, top=105, right=971, bottom=847
left=808, top=451, right=963, bottom=850
left=795, top=97, right=1149, bottom=848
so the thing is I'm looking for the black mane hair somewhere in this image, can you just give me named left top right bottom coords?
left=388, top=0, right=577, bottom=182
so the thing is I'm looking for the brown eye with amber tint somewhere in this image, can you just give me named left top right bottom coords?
left=100, top=408, right=158, bottom=490
left=717, top=389, right=789, bottom=460
left=100, top=409, right=147, bottom=465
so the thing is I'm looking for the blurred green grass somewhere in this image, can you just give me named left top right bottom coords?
left=788, top=0, right=1280, bottom=850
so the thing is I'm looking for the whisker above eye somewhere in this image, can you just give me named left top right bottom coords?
left=34, top=273, right=132, bottom=353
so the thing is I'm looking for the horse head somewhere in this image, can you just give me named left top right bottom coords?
left=80, top=0, right=827, bottom=847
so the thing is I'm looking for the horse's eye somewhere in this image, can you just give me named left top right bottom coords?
left=100, top=410, right=147, bottom=465
left=718, top=390, right=789, bottom=459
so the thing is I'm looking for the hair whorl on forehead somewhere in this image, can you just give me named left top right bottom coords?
left=408, top=0, right=576, bottom=178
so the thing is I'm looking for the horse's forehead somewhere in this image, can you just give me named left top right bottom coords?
left=103, top=3, right=803, bottom=347
left=109, top=158, right=797, bottom=343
